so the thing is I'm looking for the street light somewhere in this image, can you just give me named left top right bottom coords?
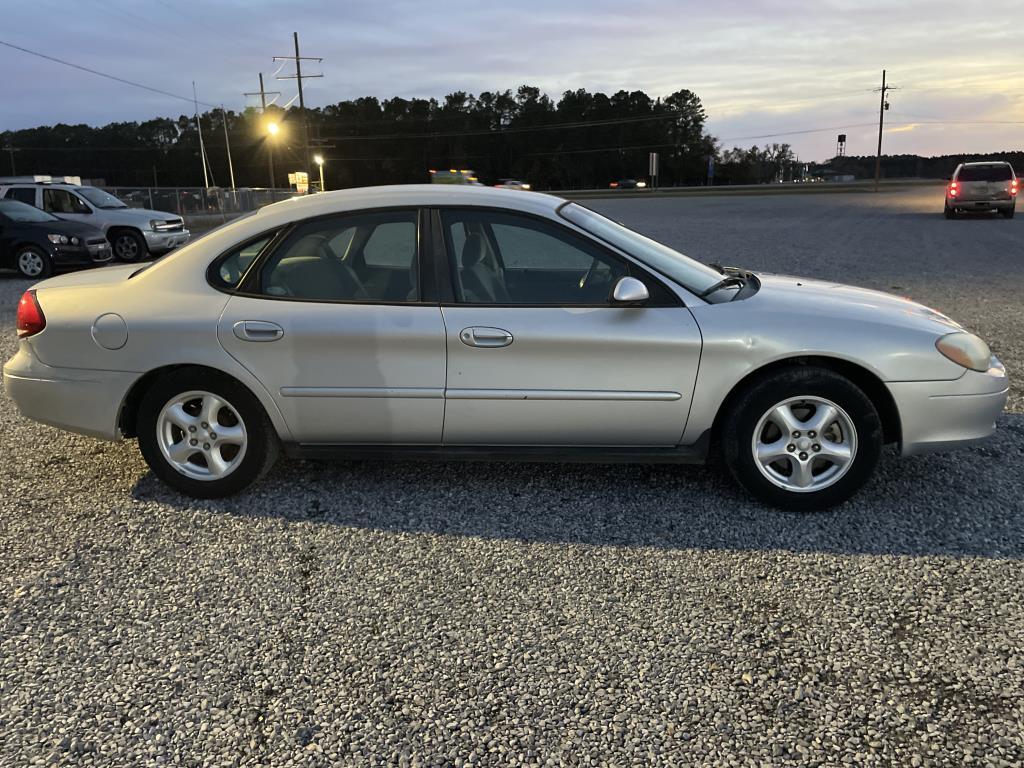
left=314, top=153, right=326, bottom=193
left=265, top=121, right=279, bottom=190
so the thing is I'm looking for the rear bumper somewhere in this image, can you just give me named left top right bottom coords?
left=946, top=196, right=1015, bottom=211
left=890, top=359, right=1009, bottom=456
left=3, top=345, right=135, bottom=441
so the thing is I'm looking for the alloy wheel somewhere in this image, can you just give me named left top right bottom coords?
left=156, top=391, right=248, bottom=480
left=751, top=396, right=858, bottom=493
left=17, top=250, right=45, bottom=277
left=114, top=234, right=139, bottom=260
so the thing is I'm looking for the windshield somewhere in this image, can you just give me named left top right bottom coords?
left=77, top=186, right=128, bottom=209
left=558, top=202, right=723, bottom=294
left=957, top=164, right=1014, bottom=182
left=0, top=199, right=60, bottom=223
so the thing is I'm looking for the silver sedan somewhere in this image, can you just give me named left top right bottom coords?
left=4, top=185, right=1008, bottom=509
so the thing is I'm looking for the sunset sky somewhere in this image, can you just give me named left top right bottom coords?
left=2, top=0, right=1021, bottom=161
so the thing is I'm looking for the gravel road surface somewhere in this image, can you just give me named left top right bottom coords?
left=1, top=187, right=1021, bottom=766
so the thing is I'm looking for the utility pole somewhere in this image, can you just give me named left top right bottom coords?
left=275, top=32, right=323, bottom=176
left=2, top=146, right=18, bottom=175
left=873, top=69, right=897, bottom=192
left=244, top=73, right=281, bottom=189
left=193, top=81, right=210, bottom=189
left=221, top=105, right=237, bottom=190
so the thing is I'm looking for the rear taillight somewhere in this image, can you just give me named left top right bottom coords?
left=16, top=290, right=45, bottom=338
left=1012, top=178, right=1019, bottom=196
left=949, top=180, right=958, bottom=196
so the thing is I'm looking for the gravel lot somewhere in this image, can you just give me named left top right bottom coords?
left=2, top=187, right=1022, bottom=766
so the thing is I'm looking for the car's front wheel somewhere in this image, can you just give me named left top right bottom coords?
left=721, top=367, right=883, bottom=511
left=14, top=245, right=53, bottom=279
left=137, top=368, right=279, bottom=498
left=110, top=229, right=148, bottom=262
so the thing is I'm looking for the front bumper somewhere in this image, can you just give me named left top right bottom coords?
left=144, top=228, right=190, bottom=254
left=890, top=358, right=1009, bottom=456
left=3, top=344, right=136, bottom=441
left=51, top=242, right=113, bottom=267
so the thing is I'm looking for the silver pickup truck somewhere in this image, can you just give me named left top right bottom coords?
left=0, top=182, right=189, bottom=261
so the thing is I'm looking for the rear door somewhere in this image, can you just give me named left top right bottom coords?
left=436, top=207, right=702, bottom=447
left=216, top=208, right=447, bottom=445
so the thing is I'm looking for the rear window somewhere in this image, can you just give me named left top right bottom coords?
left=956, top=165, right=1014, bottom=182
left=4, top=187, right=37, bottom=205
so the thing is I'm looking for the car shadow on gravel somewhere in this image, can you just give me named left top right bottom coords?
left=128, top=415, right=1024, bottom=560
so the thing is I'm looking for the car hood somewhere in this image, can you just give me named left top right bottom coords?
left=93, top=207, right=181, bottom=224
left=750, top=273, right=963, bottom=335
left=24, top=219, right=106, bottom=238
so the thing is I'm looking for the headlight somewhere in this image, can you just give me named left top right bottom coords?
left=70, top=236, right=80, bottom=245
left=150, top=219, right=161, bottom=231
left=47, top=234, right=69, bottom=244
left=936, top=332, right=991, bottom=372
left=636, top=181, right=647, bottom=188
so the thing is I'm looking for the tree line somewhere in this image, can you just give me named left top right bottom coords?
left=1, top=85, right=790, bottom=190
left=6, top=84, right=1016, bottom=190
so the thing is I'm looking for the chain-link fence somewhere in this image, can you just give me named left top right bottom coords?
left=99, top=187, right=296, bottom=217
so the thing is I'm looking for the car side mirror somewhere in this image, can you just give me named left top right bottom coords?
left=611, top=276, right=649, bottom=305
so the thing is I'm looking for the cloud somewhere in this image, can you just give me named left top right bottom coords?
left=2, top=0, right=1022, bottom=160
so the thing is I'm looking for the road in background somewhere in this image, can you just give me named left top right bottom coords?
left=1, top=187, right=1021, bottom=766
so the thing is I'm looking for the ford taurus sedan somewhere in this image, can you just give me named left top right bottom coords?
left=3, top=185, right=1008, bottom=509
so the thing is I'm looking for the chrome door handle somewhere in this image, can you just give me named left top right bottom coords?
left=460, top=326, right=513, bottom=348
left=233, top=320, right=284, bottom=342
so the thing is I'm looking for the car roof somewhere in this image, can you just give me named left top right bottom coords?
left=960, top=161, right=1012, bottom=167
left=253, top=184, right=565, bottom=223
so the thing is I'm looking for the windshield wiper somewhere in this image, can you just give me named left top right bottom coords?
left=699, top=275, right=747, bottom=298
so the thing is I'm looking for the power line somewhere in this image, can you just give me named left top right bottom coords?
left=0, top=38, right=219, bottom=109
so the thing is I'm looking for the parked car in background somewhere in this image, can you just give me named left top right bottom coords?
left=609, top=179, right=647, bottom=189
left=0, top=181, right=189, bottom=261
left=944, top=162, right=1017, bottom=219
left=0, top=199, right=111, bottom=278
left=4, top=186, right=1007, bottom=510
left=429, top=169, right=483, bottom=185
left=494, top=179, right=532, bottom=191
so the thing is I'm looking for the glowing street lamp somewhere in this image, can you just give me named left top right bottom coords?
left=314, top=153, right=326, bottom=192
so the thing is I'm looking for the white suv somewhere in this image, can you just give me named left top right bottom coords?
left=944, top=162, right=1017, bottom=219
left=0, top=182, right=190, bottom=261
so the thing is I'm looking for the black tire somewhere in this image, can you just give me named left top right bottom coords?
left=110, top=228, right=148, bottom=262
left=943, top=205, right=956, bottom=219
left=1002, top=206, right=1015, bottom=219
left=720, top=366, right=883, bottom=512
left=14, top=245, right=53, bottom=279
left=136, top=368, right=279, bottom=498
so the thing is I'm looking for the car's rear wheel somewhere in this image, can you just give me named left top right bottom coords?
left=14, top=245, right=53, bottom=279
left=943, top=204, right=956, bottom=219
left=110, top=229, right=148, bottom=262
left=1002, top=206, right=1015, bottom=219
left=137, top=368, right=279, bottom=498
left=721, top=366, right=883, bottom=511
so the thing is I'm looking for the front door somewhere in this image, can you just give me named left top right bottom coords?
left=41, top=188, right=93, bottom=224
left=436, top=208, right=702, bottom=446
left=216, top=209, right=447, bottom=444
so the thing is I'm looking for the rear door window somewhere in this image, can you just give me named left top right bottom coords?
left=3, top=187, right=37, bottom=205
